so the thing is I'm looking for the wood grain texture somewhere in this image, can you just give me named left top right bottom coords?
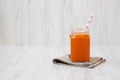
left=0, top=46, right=120, bottom=80
left=0, top=0, right=120, bottom=46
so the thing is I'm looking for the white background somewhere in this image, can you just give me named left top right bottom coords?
left=0, top=0, right=120, bottom=80
left=0, top=0, right=120, bottom=47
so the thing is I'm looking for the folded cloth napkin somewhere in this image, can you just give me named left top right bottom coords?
left=53, top=55, right=106, bottom=68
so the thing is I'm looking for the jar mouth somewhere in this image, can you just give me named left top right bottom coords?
left=71, top=27, right=89, bottom=33
left=70, top=28, right=89, bottom=38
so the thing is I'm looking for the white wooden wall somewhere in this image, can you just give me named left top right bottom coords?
left=0, top=0, right=120, bottom=47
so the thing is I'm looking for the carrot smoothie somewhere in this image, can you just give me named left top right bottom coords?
left=70, top=31, right=90, bottom=62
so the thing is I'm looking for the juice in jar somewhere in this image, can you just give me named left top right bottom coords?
left=70, top=28, right=90, bottom=62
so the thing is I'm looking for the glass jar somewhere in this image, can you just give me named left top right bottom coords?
left=70, top=28, right=90, bottom=62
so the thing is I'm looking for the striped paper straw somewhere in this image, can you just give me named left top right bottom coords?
left=86, top=14, right=94, bottom=28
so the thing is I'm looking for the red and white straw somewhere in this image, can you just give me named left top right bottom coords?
left=86, top=14, right=94, bottom=28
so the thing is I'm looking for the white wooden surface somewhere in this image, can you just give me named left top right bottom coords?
left=0, top=46, right=119, bottom=80
left=0, top=0, right=120, bottom=79
left=0, top=0, right=120, bottom=46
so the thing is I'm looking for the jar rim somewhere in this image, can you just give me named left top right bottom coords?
left=71, top=27, right=89, bottom=33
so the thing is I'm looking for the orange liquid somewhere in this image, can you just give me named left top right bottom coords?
left=70, top=32, right=90, bottom=62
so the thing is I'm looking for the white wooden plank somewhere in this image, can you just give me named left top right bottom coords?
left=0, top=0, right=120, bottom=46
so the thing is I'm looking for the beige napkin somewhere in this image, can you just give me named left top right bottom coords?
left=53, top=55, right=106, bottom=68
